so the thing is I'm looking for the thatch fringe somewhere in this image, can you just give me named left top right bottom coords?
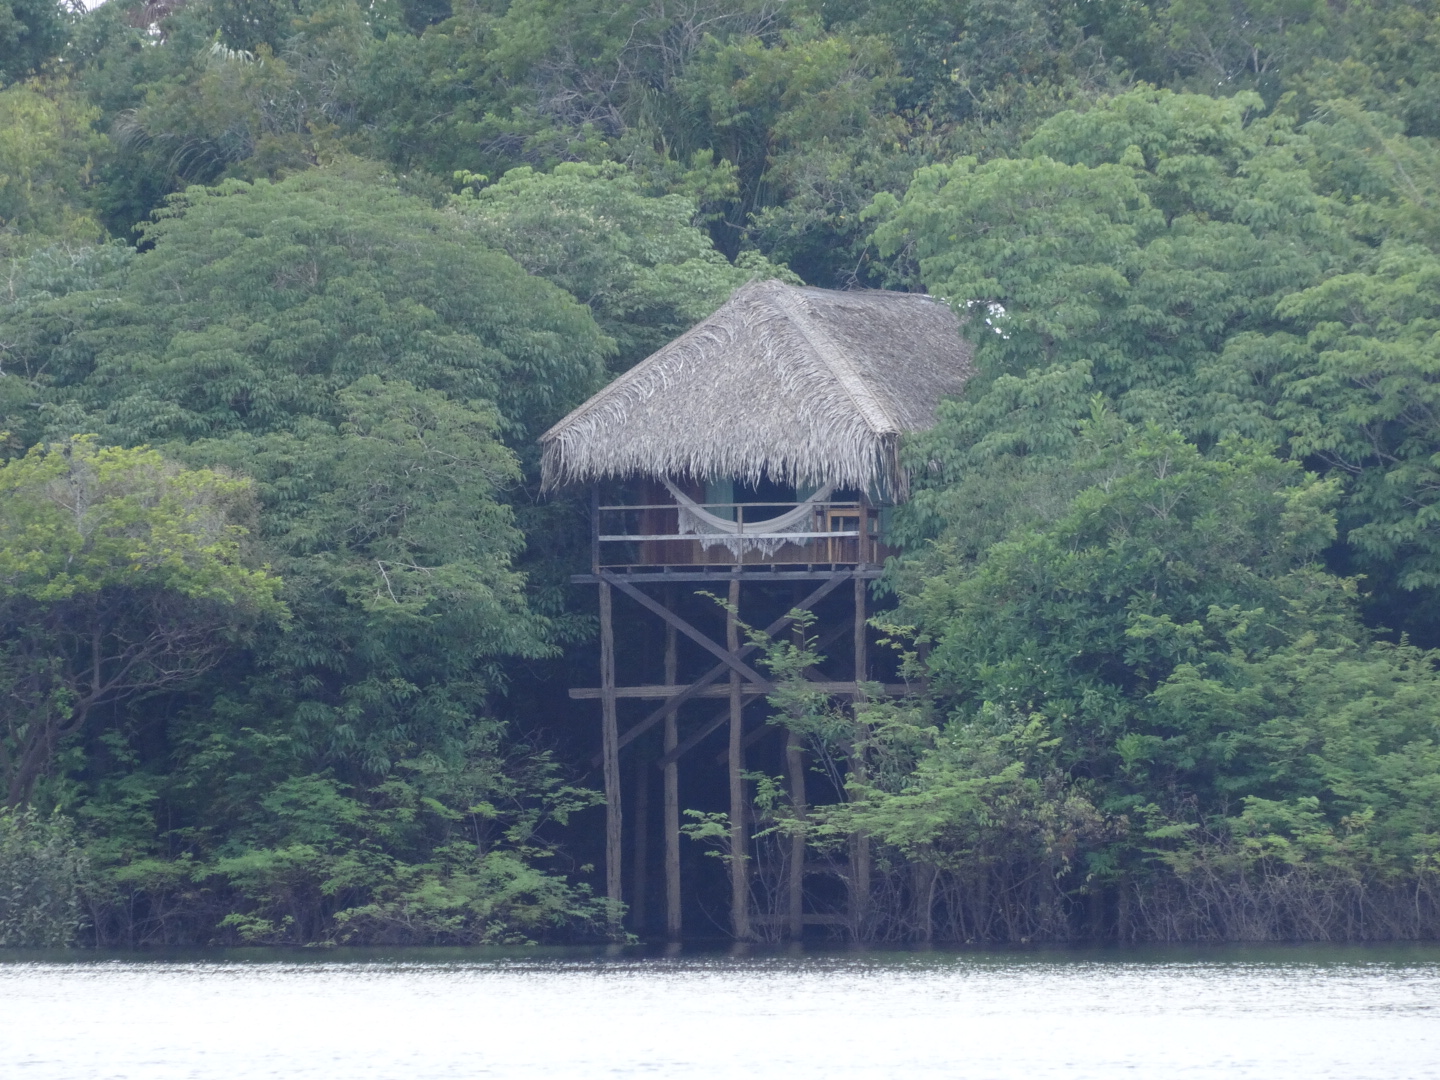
left=540, top=280, right=974, bottom=497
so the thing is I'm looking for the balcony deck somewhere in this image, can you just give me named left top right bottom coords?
left=588, top=499, right=890, bottom=574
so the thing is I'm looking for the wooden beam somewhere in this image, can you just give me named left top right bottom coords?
left=599, top=571, right=772, bottom=690
left=571, top=681, right=910, bottom=700
left=709, top=615, right=860, bottom=761
left=572, top=685, right=760, bottom=700
left=589, top=571, right=852, bottom=768
left=675, top=684, right=916, bottom=771
left=573, top=569, right=883, bottom=583
left=659, top=701, right=745, bottom=771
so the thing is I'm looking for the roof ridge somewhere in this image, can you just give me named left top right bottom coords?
left=762, top=283, right=902, bottom=436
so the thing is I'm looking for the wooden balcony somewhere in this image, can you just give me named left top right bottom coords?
left=591, top=499, right=889, bottom=570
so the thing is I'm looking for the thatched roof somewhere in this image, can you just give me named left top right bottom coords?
left=539, top=280, right=975, bottom=497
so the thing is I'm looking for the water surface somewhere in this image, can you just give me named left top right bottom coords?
left=3, top=946, right=1438, bottom=1079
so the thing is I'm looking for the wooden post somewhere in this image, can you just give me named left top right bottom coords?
left=663, top=589, right=682, bottom=943
left=850, top=572, right=870, bottom=940
left=590, top=484, right=601, bottom=573
left=786, top=730, right=807, bottom=941
left=631, top=750, right=649, bottom=934
left=599, top=580, right=622, bottom=925
left=854, top=572, right=868, bottom=685
left=727, top=575, right=750, bottom=941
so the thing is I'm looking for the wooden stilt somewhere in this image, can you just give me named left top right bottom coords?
left=631, top=749, right=649, bottom=933
left=599, top=580, right=623, bottom=924
left=854, top=572, right=867, bottom=685
left=663, top=591, right=682, bottom=943
left=597, top=573, right=852, bottom=769
left=850, top=572, right=870, bottom=940
left=786, top=729, right=807, bottom=942
left=727, top=576, right=750, bottom=941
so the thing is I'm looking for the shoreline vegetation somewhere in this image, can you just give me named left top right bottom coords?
left=4, top=0, right=1440, bottom=948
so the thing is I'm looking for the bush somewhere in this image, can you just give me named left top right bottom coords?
left=0, top=808, right=87, bottom=947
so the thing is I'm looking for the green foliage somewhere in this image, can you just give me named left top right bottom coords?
left=186, top=376, right=551, bottom=774
left=456, top=162, right=784, bottom=369
left=907, top=428, right=1340, bottom=739
left=0, top=80, right=106, bottom=253
left=0, top=806, right=86, bottom=946
left=872, top=89, right=1349, bottom=427
left=2, top=164, right=607, bottom=446
left=0, top=436, right=276, bottom=604
left=193, top=753, right=608, bottom=945
left=0, top=436, right=282, bottom=805
left=672, top=19, right=912, bottom=280
left=0, top=0, right=65, bottom=86
left=0, top=0, right=1439, bottom=945
left=1269, top=244, right=1440, bottom=590
left=70, top=724, right=609, bottom=945
left=890, top=362, right=1105, bottom=556
left=816, top=0, right=1142, bottom=117
left=851, top=424, right=1440, bottom=938
left=0, top=165, right=613, bottom=943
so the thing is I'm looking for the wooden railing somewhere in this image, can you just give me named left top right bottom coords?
left=592, top=500, right=886, bottom=569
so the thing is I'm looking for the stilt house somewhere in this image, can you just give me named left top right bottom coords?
left=542, top=279, right=974, bottom=942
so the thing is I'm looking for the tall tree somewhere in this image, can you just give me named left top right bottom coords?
left=456, top=161, right=787, bottom=371
left=0, top=436, right=283, bottom=805
left=0, top=0, right=66, bottom=86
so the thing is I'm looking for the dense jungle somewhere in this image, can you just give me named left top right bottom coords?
left=2, top=0, right=1440, bottom=947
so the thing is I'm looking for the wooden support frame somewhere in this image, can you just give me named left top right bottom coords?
left=600, top=571, right=771, bottom=689
left=588, top=571, right=851, bottom=769
left=709, top=614, right=861, bottom=764
left=572, top=681, right=906, bottom=701
left=579, top=564, right=882, bottom=943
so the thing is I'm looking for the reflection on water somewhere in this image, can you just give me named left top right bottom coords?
left=3, top=947, right=1438, bottom=1079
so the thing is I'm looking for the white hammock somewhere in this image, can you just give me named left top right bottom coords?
left=662, top=478, right=836, bottom=556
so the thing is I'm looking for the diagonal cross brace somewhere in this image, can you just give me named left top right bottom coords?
left=663, top=698, right=757, bottom=771
left=669, top=615, right=854, bottom=770
left=600, top=571, right=773, bottom=688
left=588, top=570, right=852, bottom=768
left=709, top=616, right=859, bottom=765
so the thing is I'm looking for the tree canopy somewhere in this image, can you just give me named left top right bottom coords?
left=3, top=0, right=1440, bottom=946
left=0, top=436, right=282, bottom=805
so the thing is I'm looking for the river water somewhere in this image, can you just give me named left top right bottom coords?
left=3, top=946, right=1439, bottom=1079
